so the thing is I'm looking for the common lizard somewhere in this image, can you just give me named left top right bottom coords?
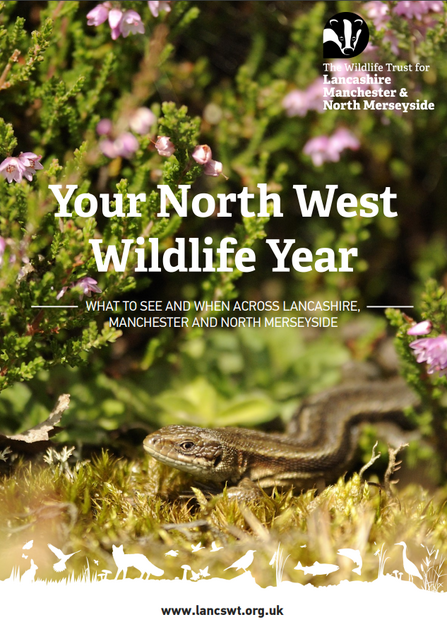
left=143, top=380, right=419, bottom=494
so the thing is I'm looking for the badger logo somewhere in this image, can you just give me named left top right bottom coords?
left=323, top=12, right=369, bottom=59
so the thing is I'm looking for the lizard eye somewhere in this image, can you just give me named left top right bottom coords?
left=180, top=441, right=195, bottom=451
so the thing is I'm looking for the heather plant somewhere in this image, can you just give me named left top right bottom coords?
left=387, top=279, right=447, bottom=476
left=0, top=3, right=265, bottom=399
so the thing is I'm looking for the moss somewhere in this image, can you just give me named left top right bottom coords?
left=1, top=452, right=446, bottom=587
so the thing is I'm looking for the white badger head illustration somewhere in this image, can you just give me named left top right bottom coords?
left=324, top=17, right=364, bottom=57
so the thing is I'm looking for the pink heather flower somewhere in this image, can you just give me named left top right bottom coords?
left=304, top=129, right=359, bottom=166
left=76, top=276, right=102, bottom=297
left=99, top=138, right=119, bottom=159
left=410, top=334, right=447, bottom=375
left=148, top=1, right=171, bottom=18
left=113, top=132, right=139, bottom=158
left=96, top=118, right=113, bottom=136
left=0, top=153, right=43, bottom=183
left=303, top=136, right=335, bottom=167
left=329, top=128, right=360, bottom=153
left=86, top=3, right=110, bottom=26
left=393, top=1, right=441, bottom=20
left=283, top=78, right=325, bottom=117
left=0, top=157, right=26, bottom=183
left=155, top=136, right=175, bottom=157
left=424, top=1, right=444, bottom=12
left=87, top=3, right=144, bottom=39
left=18, top=152, right=43, bottom=180
left=57, top=277, right=102, bottom=301
left=97, top=116, right=140, bottom=159
left=190, top=144, right=224, bottom=176
left=364, top=2, right=390, bottom=30
left=407, top=320, right=433, bottom=336
left=283, top=90, right=308, bottom=117
left=393, top=2, right=420, bottom=20
left=120, top=10, right=145, bottom=37
left=108, top=8, right=123, bottom=39
left=192, top=144, right=213, bottom=165
left=129, top=108, right=156, bottom=135
left=0, top=237, right=5, bottom=266
left=203, top=159, right=223, bottom=177
left=100, top=133, right=139, bottom=159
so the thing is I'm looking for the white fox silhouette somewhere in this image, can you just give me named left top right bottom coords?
left=112, top=545, right=164, bottom=580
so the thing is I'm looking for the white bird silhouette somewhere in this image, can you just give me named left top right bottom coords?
left=294, top=561, right=339, bottom=576
left=47, top=544, right=80, bottom=572
left=165, top=550, right=179, bottom=557
left=199, top=566, right=210, bottom=578
left=395, top=542, right=423, bottom=583
left=224, top=550, right=256, bottom=572
left=337, top=548, right=363, bottom=575
left=21, top=559, right=38, bottom=582
left=191, top=543, right=205, bottom=552
left=22, top=540, right=33, bottom=550
left=210, top=541, right=223, bottom=552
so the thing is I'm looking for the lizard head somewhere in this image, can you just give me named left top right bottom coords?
left=143, top=425, right=239, bottom=483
